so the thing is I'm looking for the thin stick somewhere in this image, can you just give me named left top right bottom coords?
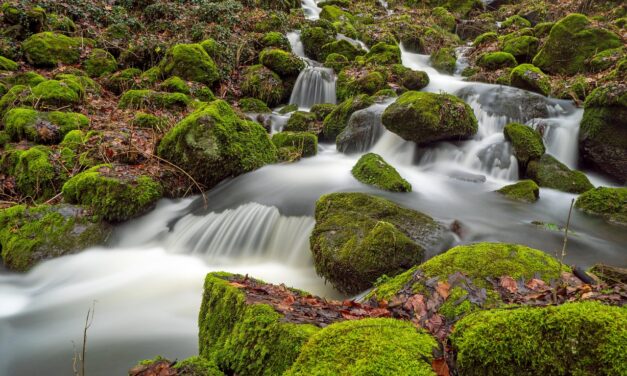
left=560, top=198, right=575, bottom=267
left=81, top=301, right=96, bottom=376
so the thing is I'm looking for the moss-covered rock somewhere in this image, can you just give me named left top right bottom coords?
left=503, top=122, right=545, bottom=168
left=4, top=108, right=88, bottom=143
left=159, top=76, right=190, bottom=94
left=131, top=112, right=166, bottom=130
left=285, top=318, right=437, bottom=376
left=118, top=90, right=190, bottom=110
left=0, top=85, right=27, bottom=116
left=62, top=165, right=162, bottom=223
left=351, top=153, right=411, bottom=192
left=103, top=68, right=142, bottom=95
left=324, top=53, right=349, bottom=72
left=337, top=70, right=386, bottom=102
left=432, top=6, right=456, bottom=32
left=430, top=47, right=456, bottom=74
left=27, top=79, right=82, bottom=108
left=364, top=42, right=401, bottom=65
left=575, top=187, right=627, bottom=225
left=473, top=31, right=498, bottom=46
left=261, top=32, right=291, bottom=51
left=199, top=272, right=319, bottom=376
left=382, top=91, right=478, bottom=146
left=22, top=32, right=82, bottom=67
left=159, top=43, right=220, bottom=85
left=587, top=47, right=624, bottom=73
left=241, top=65, right=285, bottom=107
left=320, top=39, right=364, bottom=62
left=84, top=48, right=117, bottom=78
left=301, top=26, right=335, bottom=61
left=451, top=302, right=627, bottom=376
left=319, top=5, right=353, bottom=22
left=502, top=35, right=539, bottom=63
left=272, top=131, right=318, bottom=158
left=501, top=15, right=531, bottom=29
left=476, top=51, right=517, bottom=70
left=509, top=64, right=550, bottom=96
left=0, top=55, right=18, bottom=71
left=131, top=356, right=224, bottom=376
left=2, top=71, right=46, bottom=87
left=239, top=98, right=271, bottom=113
left=322, top=94, right=374, bottom=142
left=401, top=69, right=429, bottom=91
left=497, top=180, right=540, bottom=203
left=259, top=48, right=305, bottom=77
left=532, top=14, right=622, bottom=75
left=0, top=204, right=110, bottom=271
left=310, top=192, right=447, bottom=293
left=526, top=154, right=593, bottom=194
left=311, top=103, right=337, bottom=121
left=285, top=111, right=316, bottom=132
left=578, top=83, right=627, bottom=183
left=157, top=100, right=277, bottom=189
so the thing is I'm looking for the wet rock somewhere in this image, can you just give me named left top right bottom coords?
left=497, top=180, right=540, bottom=203
left=351, top=153, right=411, bottom=192
left=456, top=85, right=551, bottom=123
left=526, top=154, right=593, bottom=194
left=575, top=187, right=627, bottom=226
left=336, top=107, right=383, bottom=154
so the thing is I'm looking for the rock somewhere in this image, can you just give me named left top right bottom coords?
left=259, top=48, right=305, bottom=78
left=28, top=79, right=82, bottom=107
left=430, top=47, right=456, bottom=74
left=503, top=122, right=545, bottom=168
left=199, top=272, right=319, bottom=376
left=579, top=83, right=627, bottom=183
left=118, top=89, right=190, bottom=110
left=3, top=108, right=88, bottom=143
left=336, top=107, right=383, bottom=154
left=285, top=319, right=437, bottom=376
left=501, top=15, right=531, bottom=29
left=364, top=42, right=401, bottom=65
left=320, top=39, right=364, bottom=62
left=310, top=192, right=449, bottom=294
left=22, top=32, right=82, bottom=67
left=285, top=111, right=316, bottom=132
left=241, top=65, right=285, bottom=107
left=456, top=85, right=550, bottom=122
left=319, top=5, right=353, bottom=22
left=587, top=47, right=624, bottom=73
left=351, top=153, right=411, bottom=192
left=157, top=100, right=277, bottom=190
left=272, top=131, right=318, bottom=159
left=239, top=98, right=271, bottom=113
left=322, top=94, right=374, bottom=142
left=158, top=43, right=219, bottom=85
left=324, top=53, right=349, bottom=72
left=451, top=302, right=627, bottom=376
left=130, top=356, right=223, bottom=376
left=502, top=35, right=539, bottom=63
left=261, top=32, right=291, bottom=51
left=336, top=69, right=386, bottom=101
left=588, top=264, right=627, bottom=284
left=159, top=76, right=190, bottom=94
left=497, top=180, right=540, bottom=203
left=509, top=64, right=551, bottom=96
left=382, top=91, right=478, bottom=146
left=477, top=51, right=517, bottom=70
left=532, top=13, right=621, bottom=75
left=83, top=48, right=117, bottom=78
left=0, top=204, right=110, bottom=271
left=401, top=69, right=429, bottom=91
left=575, top=187, right=627, bottom=226
left=526, top=154, right=593, bottom=194
left=301, top=26, right=335, bottom=61
left=102, top=68, right=142, bottom=95
left=458, top=19, right=497, bottom=40
left=0, top=55, right=18, bottom=71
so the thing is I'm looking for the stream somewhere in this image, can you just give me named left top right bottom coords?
left=1, top=1, right=625, bottom=375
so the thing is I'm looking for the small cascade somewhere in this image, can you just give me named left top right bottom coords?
left=527, top=108, right=582, bottom=168
left=301, top=0, right=322, bottom=20
left=287, top=31, right=306, bottom=59
left=165, top=203, right=314, bottom=266
left=290, top=66, right=337, bottom=109
left=370, top=130, right=417, bottom=166
left=454, top=45, right=472, bottom=76
left=337, top=34, right=369, bottom=52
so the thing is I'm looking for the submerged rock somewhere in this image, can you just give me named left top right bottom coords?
left=351, top=153, right=411, bottom=192
left=497, top=180, right=540, bottom=203
left=575, top=187, right=627, bottom=226
left=526, top=154, right=593, bottom=194
left=310, top=192, right=449, bottom=294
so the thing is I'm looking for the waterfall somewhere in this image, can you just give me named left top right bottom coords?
left=301, top=0, right=321, bottom=20
left=287, top=31, right=306, bottom=59
left=290, top=66, right=337, bottom=109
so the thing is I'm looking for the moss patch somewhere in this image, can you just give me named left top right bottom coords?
left=241, top=65, right=285, bottom=107
left=497, top=180, right=540, bottom=203
left=477, top=52, right=517, bottom=70
left=510, top=64, right=551, bottom=96
left=351, top=153, right=411, bottom=192
left=118, top=90, right=190, bottom=110
left=322, top=94, right=374, bottom=142
left=159, top=43, right=220, bottom=85
left=575, top=187, right=627, bottom=225
left=503, top=122, right=545, bottom=167
left=526, top=154, right=593, bottom=194
left=259, top=48, right=305, bottom=78
left=272, top=131, right=318, bottom=158
left=22, top=32, right=82, bottom=67
left=84, top=48, right=117, bottom=78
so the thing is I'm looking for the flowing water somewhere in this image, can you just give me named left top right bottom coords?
left=1, top=3, right=626, bottom=376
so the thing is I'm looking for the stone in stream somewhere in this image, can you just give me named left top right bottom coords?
left=322, top=94, right=374, bottom=142
left=310, top=192, right=451, bottom=294
left=351, top=153, right=411, bottom=192
left=497, top=179, right=540, bottom=203
left=525, top=154, right=593, bottom=194
left=575, top=187, right=627, bottom=226
left=336, top=107, right=384, bottom=154
left=503, top=122, right=545, bottom=169
left=456, top=85, right=551, bottom=123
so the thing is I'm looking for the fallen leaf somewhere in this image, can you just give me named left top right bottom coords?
left=500, top=276, right=518, bottom=293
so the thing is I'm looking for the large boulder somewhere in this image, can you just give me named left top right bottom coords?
left=351, top=153, right=411, bottom=192
left=509, top=64, right=551, bottom=96
left=300, top=26, right=335, bottom=61
left=22, top=32, right=82, bottom=67
left=322, top=94, right=374, bottom=142
left=241, top=65, right=285, bottom=107
left=159, top=43, right=220, bottom=85
left=259, top=48, right=305, bottom=78
left=578, top=83, right=627, bottom=183
left=310, top=192, right=450, bottom=294
left=526, top=154, right=593, bottom=194
left=157, top=100, right=277, bottom=189
left=0, top=204, right=110, bottom=271
left=575, top=187, right=627, bottom=226
left=382, top=91, right=478, bottom=145
left=532, top=14, right=621, bottom=75
left=3, top=108, right=88, bottom=143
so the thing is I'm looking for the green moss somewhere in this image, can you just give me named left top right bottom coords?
left=285, top=318, right=437, bottom=376
left=160, top=76, right=191, bottom=94
left=272, top=131, right=318, bottom=158
left=501, top=15, right=531, bottom=29
left=502, top=36, right=539, bottom=62
left=401, top=69, right=429, bottom=91
left=84, top=49, right=117, bottom=78
left=259, top=48, right=305, bottom=77
left=4, top=108, right=88, bottom=144
left=118, top=90, right=190, bottom=110
left=532, top=14, right=622, bottom=75
left=473, top=31, right=498, bottom=46
left=157, top=100, right=277, bottom=189
left=430, top=47, right=456, bottom=74
left=173, top=356, right=223, bottom=376
left=278, top=104, right=298, bottom=115
left=587, top=47, right=624, bottom=72
left=337, top=70, right=386, bottom=102
left=261, top=32, right=290, bottom=51
left=310, top=192, right=444, bottom=293
left=3, top=107, right=39, bottom=141
left=159, top=43, right=220, bottom=85
left=0, top=55, right=18, bottom=71
left=27, top=80, right=81, bottom=107
left=526, top=154, right=594, bottom=194
left=509, top=64, right=551, bottom=96
left=320, top=5, right=353, bottom=22
left=432, top=7, right=456, bottom=32
left=320, top=40, right=364, bottom=62
left=352, top=153, right=411, bottom=192
left=575, top=187, right=627, bottom=225
left=48, top=13, right=76, bottom=34
left=322, top=94, right=374, bottom=142
left=61, top=164, right=163, bottom=222
left=364, top=42, right=401, bottom=65
left=497, top=180, right=540, bottom=203
left=239, top=98, right=271, bottom=113
left=3, top=71, right=46, bottom=87
left=310, top=103, right=336, bottom=121
left=0, top=85, right=27, bottom=116
left=22, top=32, right=82, bottom=67
left=382, top=91, right=478, bottom=145
left=285, top=111, right=316, bottom=132
left=438, top=286, right=477, bottom=320
left=132, top=112, right=166, bottom=130
left=241, top=65, right=285, bottom=107
left=199, top=272, right=319, bottom=376
left=0, top=204, right=110, bottom=271
left=451, top=302, right=627, bottom=376
left=300, top=26, right=335, bottom=61
left=477, top=52, right=517, bottom=70
left=324, top=53, right=349, bottom=72
left=533, top=22, right=554, bottom=37
left=103, top=68, right=142, bottom=94
left=503, top=122, right=545, bottom=167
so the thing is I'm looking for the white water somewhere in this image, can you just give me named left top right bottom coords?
left=301, top=0, right=321, bottom=20
left=290, top=66, right=337, bottom=109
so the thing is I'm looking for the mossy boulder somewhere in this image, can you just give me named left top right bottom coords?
left=324, top=53, right=349, bottom=72
left=157, top=100, right=277, bottom=189
left=285, top=111, right=316, bottom=132
left=2, top=71, right=46, bottom=87
left=131, top=356, right=224, bottom=376
left=0, top=204, right=110, bottom=271
left=285, top=318, right=437, bottom=376
left=259, top=48, right=305, bottom=78
left=364, top=42, right=401, bottom=65
left=4, top=108, right=88, bottom=143
left=532, top=14, right=622, bottom=75
left=451, top=302, right=627, bottom=376
left=239, top=98, right=271, bottom=113
left=473, top=31, right=498, bottom=46
left=84, top=49, right=117, bottom=78
left=103, top=68, right=142, bottom=95
left=433, top=6, right=456, bottom=32
left=301, top=26, right=335, bottom=61
left=497, top=180, right=540, bottom=203
left=261, top=32, right=291, bottom=51
left=587, top=47, right=624, bottom=73
left=27, top=79, right=82, bottom=107
left=509, top=64, right=550, bottom=96
left=430, top=47, right=457, bottom=74
left=322, top=94, right=374, bottom=142
left=159, top=43, right=220, bottom=85
left=382, top=91, right=478, bottom=146
left=337, top=70, right=386, bottom=102
left=118, top=90, right=190, bottom=110
left=578, top=83, right=627, bottom=183
left=526, top=154, right=593, bottom=194
left=241, top=65, right=285, bottom=107
left=575, top=187, right=627, bottom=225
left=319, top=5, right=353, bottom=22
left=502, top=35, right=539, bottom=63
left=503, top=122, right=545, bottom=168
left=320, top=39, right=364, bottom=62
left=401, top=69, right=429, bottom=91
left=351, top=153, right=411, bottom=192
left=311, top=103, right=336, bottom=121
left=199, top=272, right=319, bottom=376
left=272, top=131, right=318, bottom=158
left=131, top=112, right=166, bottom=130
left=0, top=55, right=18, bottom=71
left=310, top=192, right=448, bottom=294
left=22, top=32, right=82, bottom=67
left=160, top=76, right=190, bottom=94
left=501, top=15, right=531, bottom=29
left=61, top=165, right=163, bottom=222
left=477, top=51, right=517, bottom=70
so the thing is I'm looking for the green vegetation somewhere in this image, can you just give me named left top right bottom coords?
left=241, top=65, right=285, bottom=107
left=503, top=123, right=545, bottom=167
left=430, top=47, right=456, bottom=73
left=497, top=180, right=540, bottom=203
left=118, top=90, right=190, bottom=110
left=159, top=43, right=220, bottom=85
left=84, top=48, right=117, bottom=77
left=351, top=153, right=411, bottom=192
left=526, top=155, right=594, bottom=194
left=477, top=52, right=517, bottom=70
left=272, top=132, right=318, bottom=158
left=322, top=94, right=374, bottom=141
left=509, top=64, right=551, bottom=96
left=259, top=48, right=305, bottom=77
left=576, top=187, right=627, bottom=225
left=22, top=32, right=82, bottom=67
